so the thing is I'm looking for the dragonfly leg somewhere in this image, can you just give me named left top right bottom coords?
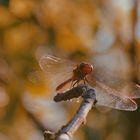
left=70, top=81, right=74, bottom=89
left=83, top=79, right=86, bottom=84
left=72, top=80, right=80, bottom=87
left=82, top=77, right=88, bottom=85
left=85, top=77, right=89, bottom=83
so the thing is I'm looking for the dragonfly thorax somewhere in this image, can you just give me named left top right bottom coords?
left=73, top=62, right=93, bottom=80
left=78, top=62, right=93, bottom=75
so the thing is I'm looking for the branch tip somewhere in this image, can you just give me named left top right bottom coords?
left=44, top=130, right=55, bottom=140
left=45, top=85, right=97, bottom=140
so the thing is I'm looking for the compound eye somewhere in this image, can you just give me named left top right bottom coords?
left=79, top=63, right=85, bottom=69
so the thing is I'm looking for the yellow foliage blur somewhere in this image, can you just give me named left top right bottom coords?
left=0, top=0, right=140, bottom=140
left=9, top=0, right=33, bottom=18
left=0, top=6, right=16, bottom=28
left=3, top=23, right=47, bottom=54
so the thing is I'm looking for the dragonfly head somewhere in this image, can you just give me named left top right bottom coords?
left=79, top=62, right=93, bottom=75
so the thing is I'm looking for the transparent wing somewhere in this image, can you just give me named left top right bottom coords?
left=89, top=67, right=140, bottom=99
left=123, top=84, right=140, bottom=99
left=88, top=78, right=138, bottom=111
left=39, top=55, right=76, bottom=91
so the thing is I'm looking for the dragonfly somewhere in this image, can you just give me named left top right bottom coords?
left=39, top=54, right=140, bottom=111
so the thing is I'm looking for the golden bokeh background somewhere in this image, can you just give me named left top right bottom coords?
left=0, top=0, right=140, bottom=140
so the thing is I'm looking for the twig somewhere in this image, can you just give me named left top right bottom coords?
left=53, top=85, right=85, bottom=102
left=44, top=85, right=97, bottom=140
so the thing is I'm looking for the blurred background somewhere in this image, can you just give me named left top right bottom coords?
left=0, top=0, right=140, bottom=140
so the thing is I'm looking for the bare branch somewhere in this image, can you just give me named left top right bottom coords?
left=44, top=85, right=96, bottom=140
left=53, top=85, right=85, bottom=102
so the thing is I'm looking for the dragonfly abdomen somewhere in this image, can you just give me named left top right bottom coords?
left=56, top=78, right=73, bottom=91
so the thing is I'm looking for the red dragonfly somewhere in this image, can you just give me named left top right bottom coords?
left=39, top=55, right=140, bottom=111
